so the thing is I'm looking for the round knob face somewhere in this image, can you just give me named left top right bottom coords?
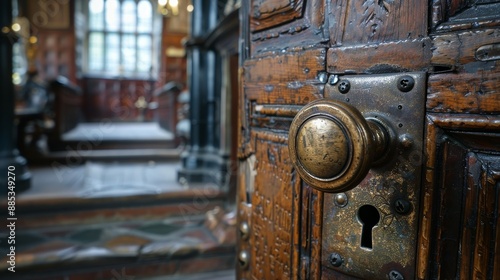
left=296, top=117, right=350, bottom=178
left=289, top=99, right=391, bottom=193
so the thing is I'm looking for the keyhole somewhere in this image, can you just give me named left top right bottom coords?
left=358, top=204, right=380, bottom=249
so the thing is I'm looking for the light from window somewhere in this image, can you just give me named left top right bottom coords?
left=86, top=0, right=156, bottom=77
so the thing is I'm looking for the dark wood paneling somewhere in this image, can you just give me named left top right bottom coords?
left=46, top=77, right=83, bottom=150
left=431, top=0, right=500, bottom=31
left=242, top=0, right=500, bottom=279
left=329, top=0, right=428, bottom=46
left=326, top=0, right=431, bottom=74
left=239, top=43, right=326, bottom=278
left=419, top=12, right=500, bottom=276
left=248, top=130, right=300, bottom=279
left=427, top=71, right=500, bottom=114
left=35, top=29, right=77, bottom=83
left=431, top=29, right=500, bottom=68
left=81, top=18, right=188, bottom=123
left=82, top=77, right=157, bottom=122
left=159, top=29, right=187, bottom=86
left=327, top=38, right=432, bottom=74
left=244, top=48, right=325, bottom=84
left=28, top=1, right=188, bottom=122
left=248, top=0, right=326, bottom=57
left=24, top=0, right=77, bottom=84
left=250, top=0, right=305, bottom=32
left=427, top=28, right=500, bottom=115
left=420, top=115, right=500, bottom=279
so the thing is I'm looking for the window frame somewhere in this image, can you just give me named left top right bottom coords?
left=83, top=0, right=161, bottom=79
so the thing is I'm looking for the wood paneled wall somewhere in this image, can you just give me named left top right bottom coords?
left=23, top=0, right=188, bottom=122
left=81, top=76, right=157, bottom=122
left=159, top=30, right=187, bottom=87
left=23, top=0, right=77, bottom=83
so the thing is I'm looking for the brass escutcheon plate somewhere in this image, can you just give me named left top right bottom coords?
left=321, top=72, right=426, bottom=279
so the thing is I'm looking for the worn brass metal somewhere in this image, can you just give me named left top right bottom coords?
left=320, top=72, right=426, bottom=279
left=334, top=193, right=348, bottom=207
left=238, top=250, right=249, bottom=270
left=239, top=222, right=250, bottom=240
left=289, top=99, right=391, bottom=193
left=296, top=117, right=349, bottom=178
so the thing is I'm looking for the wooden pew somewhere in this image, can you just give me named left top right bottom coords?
left=46, top=76, right=84, bottom=151
left=154, top=81, right=183, bottom=143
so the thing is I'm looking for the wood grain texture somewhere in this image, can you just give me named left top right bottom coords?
left=429, top=28, right=500, bottom=114
left=416, top=116, right=439, bottom=280
left=248, top=130, right=299, bottom=279
left=432, top=0, right=500, bottom=32
left=159, top=31, right=187, bottom=86
left=244, top=48, right=326, bottom=84
left=431, top=29, right=500, bottom=68
left=242, top=0, right=500, bottom=279
left=36, top=30, right=77, bottom=83
left=418, top=114, right=500, bottom=279
left=328, top=0, right=349, bottom=46
left=82, top=77, right=158, bottom=122
left=238, top=67, right=253, bottom=160
left=237, top=125, right=325, bottom=279
left=248, top=0, right=327, bottom=57
left=331, top=0, right=428, bottom=46
left=327, top=38, right=432, bottom=73
left=245, top=84, right=323, bottom=105
left=427, top=70, right=500, bottom=114
left=250, top=0, right=304, bottom=32
left=307, top=188, right=323, bottom=279
left=431, top=0, right=446, bottom=28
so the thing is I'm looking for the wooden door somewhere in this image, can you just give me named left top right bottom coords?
left=236, top=0, right=500, bottom=279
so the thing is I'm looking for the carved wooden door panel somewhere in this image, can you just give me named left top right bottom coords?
left=236, top=0, right=500, bottom=279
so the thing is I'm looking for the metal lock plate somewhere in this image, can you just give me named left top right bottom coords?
left=322, top=73, right=426, bottom=279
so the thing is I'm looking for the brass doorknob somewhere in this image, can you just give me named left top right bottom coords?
left=288, top=99, right=392, bottom=192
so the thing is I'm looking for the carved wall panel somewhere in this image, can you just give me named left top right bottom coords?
left=36, top=30, right=76, bottom=83
left=419, top=115, right=500, bottom=279
left=431, top=0, right=500, bottom=31
left=238, top=46, right=326, bottom=278
left=82, top=77, right=158, bottom=122
left=248, top=131, right=297, bottom=279
left=247, top=0, right=326, bottom=57
left=328, top=0, right=428, bottom=47
left=250, top=0, right=305, bottom=32
left=240, top=0, right=500, bottom=278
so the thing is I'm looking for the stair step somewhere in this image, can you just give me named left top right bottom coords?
left=0, top=215, right=235, bottom=279
left=0, top=160, right=235, bottom=279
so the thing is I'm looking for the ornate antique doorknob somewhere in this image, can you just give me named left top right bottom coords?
left=288, top=99, right=393, bottom=192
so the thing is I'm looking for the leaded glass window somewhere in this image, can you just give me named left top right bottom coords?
left=86, top=0, right=158, bottom=77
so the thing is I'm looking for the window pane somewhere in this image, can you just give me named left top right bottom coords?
left=121, top=35, right=136, bottom=72
left=122, top=0, right=136, bottom=32
left=86, top=0, right=155, bottom=76
left=106, top=34, right=120, bottom=73
left=88, top=32, right=104, bottom=71
left=105, top=0, right=120, bottom=31
left=89, top=0, right=104, bottom=30
left=137, top=35, right=152, bottom=73
left=137, top=0, right=152, bottom=32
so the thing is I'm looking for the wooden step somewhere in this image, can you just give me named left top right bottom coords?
left=15, top=161, right=227, bottom=228
left=0, top=213, right=236, bottom=279
left=0, top=161, right=236, bottom=279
